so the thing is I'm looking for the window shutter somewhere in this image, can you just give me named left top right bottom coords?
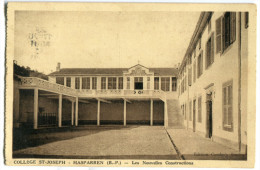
left=188, top=68, right=192, bottom=86
left=216, top=17, right=222, bottom=53
left=211, top=33, right=214, bottom=64
left=230, top=12, right=236, bottom=43
left=221, top=16, right=225, bottom=53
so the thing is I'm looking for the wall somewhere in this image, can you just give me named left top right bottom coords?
left=178, top=12, right=247, bottom=150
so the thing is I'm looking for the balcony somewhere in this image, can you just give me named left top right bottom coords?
left=19, top=77, right=166, bottom=100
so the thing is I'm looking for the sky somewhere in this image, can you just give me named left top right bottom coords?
left=14, top=11, right=200, bottom=74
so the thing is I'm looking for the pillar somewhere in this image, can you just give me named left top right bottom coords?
left=71, top=101, right=74, bottom=126
left=159, top=77, right=161, bottom=90
left=164, top=100, right=168, bottom=128
left=58, top=94, right=62, bottom=127
left=124, top=99, right=127, bottom=126
left=33, top=88, right=38, bottom=129
left=150, top=99, right=153, bottom=126
left=97, top=99, right=100, bottom=126
left=75, top=97, right=78, bottom=126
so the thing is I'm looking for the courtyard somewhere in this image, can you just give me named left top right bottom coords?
left=13, top=126, right=246, bottom=160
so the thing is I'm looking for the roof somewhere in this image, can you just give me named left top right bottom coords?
left=48, top=67, right=178, bottom=76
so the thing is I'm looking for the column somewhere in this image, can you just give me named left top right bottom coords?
left=80, top=77, right=82, bottom=91
left=33, top=88, right=38, bottom=129
left=71, top=101, right=74, bottom=126
left=90, top=77, right=92, bottom=89
left=164, top=100, right=168, bottom=128
left=150, top=99, right=153, bottom=126
left=124, top=99, right=127, bottom=126
left=64, top=77, right=67, bottom=86
left=75, top=97, right=79, bottom=126
left=106, top=77, right=108, bottom=90
left=58, top=94, right=62, bottom=127
left=97, top=99, right=100, bottom=126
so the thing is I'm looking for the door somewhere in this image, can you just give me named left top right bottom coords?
left=206, top=93, right=213, bottom=138
left=193, top=99, right=196, bottom=132
left=134, top=77, right=143, bottom=90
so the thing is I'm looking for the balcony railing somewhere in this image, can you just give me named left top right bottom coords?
left=19, top=77, right=78, bottom=96
left=19, top=77, right=166, bottom=100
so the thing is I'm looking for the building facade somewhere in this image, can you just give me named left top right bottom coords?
left=178, top=12, right=249, bottom=152
left=14, top=64, right=179, bottom=129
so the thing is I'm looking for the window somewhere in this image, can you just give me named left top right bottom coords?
left=223, top=12, right=236, bottom=52
left=101, top=77, right=106, bottom=90
left=118, top=77, right=123, bottom=89
left=197, top=52, right=203, bottom=78
left=172, top=77, right=177, bottom=91
left=92, top=77, right=97, bottom=89
left=198, top=96, right=202, bottom=123
left=108, top=77, right=117, bottom=89
left=193, top=61, right=196, bottom=83
left=161, top=77, right=170, bottom=91
left=223, top=81, right=233, bottom=131
left=154, top=77, right=159, bottom=90
left=75, top=77, right=80, bottom=89
left=56, top=77, right=64, bottom=85
left=189, top=101, right=192, bottom=121
left=82, top=77, right=90, bottom=89
left=206, top=34, right=214, bottom=68
left=208, top=17, right=212, bottom=33
left=245, top=12, right=249, bottom=28
left=66, top=77, right=71, bottom=87
left=127, top=77, right=130, bottom=89
left=147, top=77, right=150, bottom=90
left=216, top=17, right=222, bottom=53
left=184, top=104, right=186, bottom=120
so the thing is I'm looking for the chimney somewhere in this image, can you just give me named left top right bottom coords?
left=56, top=62, right=61, bottom=72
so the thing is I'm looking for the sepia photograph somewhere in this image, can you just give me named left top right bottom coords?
left=4, top=2, right=257, bottom=168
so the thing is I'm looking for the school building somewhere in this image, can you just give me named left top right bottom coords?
left=178, top=12, right=249, bottom=152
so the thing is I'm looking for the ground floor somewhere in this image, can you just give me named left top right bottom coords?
left=13, top=126, right=245, bottom=160
left=15, top=89, right=166, bottom=129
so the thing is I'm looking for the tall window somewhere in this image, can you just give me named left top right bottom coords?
left=161, top=77, right=170, bottom=91
left=66, top=77, right=71, bottom=87
left=172, top=77, right=177, bottom=91
left=206, top=34, right=214, bottom=68
left=193, top=61, right=196, bottom=83
left=118, top=77, right=123, bottom=89
left=101, top=77, right=106, bottom=90
left=56, top=77, right=64, bottom=85
left=108, top=77, right=117, bottom=89
left=208, top=17, right=212, bottom=33
left=245, top=12, right=249, bottom=28
left=82, top=77, right=90, bottom=89
left=198, top=96, right=202, bottom=123
left=147, top=77, right=150, bottom=90
left=216, top=12, right=236, bottom=53
left=223, top=81, right=233, bottom=131
left=189, top=101, right=192, bottom=121
left=197, top=52, right=203, bottom=78
left=127, top=77, right=130, bottom=89
left=92, top=77, right=97, bottom=89
left=154, top=77, right=159, bottom=90
left=75, top=77, right=80, bottom=89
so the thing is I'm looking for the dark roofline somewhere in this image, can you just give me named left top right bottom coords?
left=178, top=12, right=213, bottom=75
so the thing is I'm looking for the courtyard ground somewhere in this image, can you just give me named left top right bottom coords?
left=13, top=126, right=246, bottom=160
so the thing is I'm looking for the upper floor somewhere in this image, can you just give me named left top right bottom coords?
left=48, top=64, right=178, bottom=94
left=178, top=12, right=249, bottom=96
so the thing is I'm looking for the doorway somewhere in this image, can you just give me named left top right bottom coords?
left=206, top=93, right=213, bottom=138
left=134, top=77, right=143, bottom=90
left=193, top=99, right=196, bottom=132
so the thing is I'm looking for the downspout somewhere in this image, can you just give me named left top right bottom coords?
left=238, top=12, right=242, bottom=152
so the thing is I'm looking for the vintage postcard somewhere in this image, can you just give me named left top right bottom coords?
left=5, top=2, right=256, bottom=168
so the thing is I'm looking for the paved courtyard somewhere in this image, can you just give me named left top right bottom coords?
left=13, top=126, right=246, bottom=160
left=13, top=126, right=178, bottom=159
